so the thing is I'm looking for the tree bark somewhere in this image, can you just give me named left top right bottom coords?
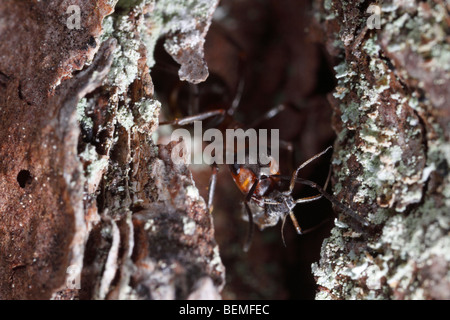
left=311, top=0, right=450, bottom=299
left=0, top=0, right=223, bottom=300
left=0, top=0, right=448, bottom=300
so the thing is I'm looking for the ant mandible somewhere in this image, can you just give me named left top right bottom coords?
left=154, top=37, right=366, bottom=252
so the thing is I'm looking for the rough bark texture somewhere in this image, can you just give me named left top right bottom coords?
left=0, top=0, right=223, bottom=300
left=1, top=0, right=448, bottom=301
left=311, top=0, right=450, bottom=299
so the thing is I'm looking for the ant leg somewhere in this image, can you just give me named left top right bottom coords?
left=244, top=103, right=294, bottom=171
left=294, top=218, right=332, bottom=235
left=227, top=74, right=245, bottom=116
left=159, top=109, right=226, bottom=126
left=288, top=210, right=303, bottom=234
left=246, top=104, right=286, bottom=129
left=293, top=177, right=369, bottom=228
left=281, top=203, right=330, bottom=245
left=295, top=194, right=323, bottom=204
left=288, top=167, right=332, bottom=237
left=219, top=35, right=246, bottom=116
left=269, top=172, right=369, bottom=230
left=210, top=25, right=247, bottom=117
left=281, top=213, right=289, bottom=247
left=294, top=165, right=332, bottom=205
left=207, top=164, right=219, bottom=213
left=279, top=140, right=294, bottom=152
left=281, top=209, right=331, bottom=245
left=287, top=146, right=333, bottom=195
left=243, top=179, right=259, bottom=252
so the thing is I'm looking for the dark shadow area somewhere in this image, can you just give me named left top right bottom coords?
left=151, top=0, right=337, bottom=300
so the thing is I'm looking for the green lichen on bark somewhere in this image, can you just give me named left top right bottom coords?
left=312, top=0, right=450, bottom=299
left=72, top=0, right=224, bottom=300
left=102, top=0, right=150, bottom=93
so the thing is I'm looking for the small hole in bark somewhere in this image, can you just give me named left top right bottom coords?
left=87, top=36, right=97, bottom=48
left=17, top=170, right=32, bottom=188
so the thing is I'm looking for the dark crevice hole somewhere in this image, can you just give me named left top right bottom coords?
left=17, top=170, right=32, bottom=188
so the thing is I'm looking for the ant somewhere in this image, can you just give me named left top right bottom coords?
left=153, top=35, right=366, bottom=252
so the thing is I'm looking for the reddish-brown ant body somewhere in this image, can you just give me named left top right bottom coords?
left=157, top=91, right=360, bottom=250
left=153, top=38, right=366, bottom=251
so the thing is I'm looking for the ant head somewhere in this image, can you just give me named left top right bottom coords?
left=247, top=189, right=295, bottom=232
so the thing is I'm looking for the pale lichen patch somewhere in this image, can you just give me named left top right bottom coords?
left=313, top=0, right=450, bottom=299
